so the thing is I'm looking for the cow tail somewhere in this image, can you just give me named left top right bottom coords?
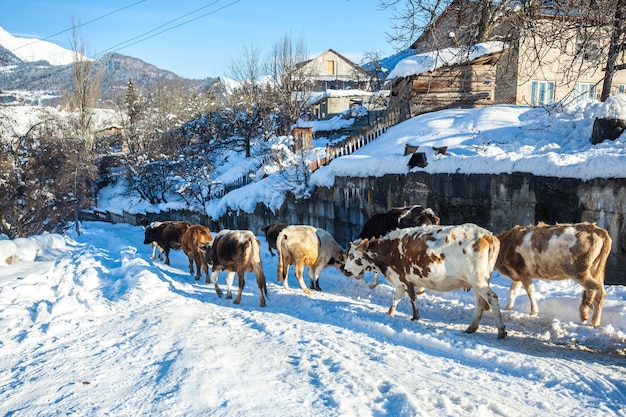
left=487, top=234, right=500, bottom=276
left=594, top=229, right=612, bottom=284
left=276, top=234, right=287, bottom=283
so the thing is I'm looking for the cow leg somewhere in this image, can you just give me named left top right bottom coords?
left=471, top=288, right=507, bottom=339
left=295, top=263, right=311, bottom=295
left=387, top=286, right=406, bottom=317
left=590, top=285, right=606, bottom=328
left=225, top=271, right=236, bottom=300
left=309, top=265, right=322, bottom=291
left=579, top=276, right=606, bottom=327
left=505, top=280, right=523, bottom=311
left=164, top=249, right=171, bottom=265
left=189, top=257, right=197, bottom=279
left=151, top=242, right=157, bottom=259
left=254, top=266, right=267, bottom=308
left=211, top=269, right=223, bottom=297
left=405, top=284, right=420, bottom=321
left=369, top=272, right=380, bottom=289
left=234, top=271, right=245, bottom=305
left=521, top=279, right=539, bottom=316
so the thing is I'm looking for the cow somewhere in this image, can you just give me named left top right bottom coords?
left=261, top=223, right=288, bottom=256
left=344, top=224, right=507, bottom=339
left=495, top=222, right=612, bottom=328
left=143, top=221, right=192, bottom=265
left=358, top=205, right=440, bottom=288
left=180, top=224, right=213, bottom=281
left=201, top=229, right=268, bottom=307
left=276, top=225, right=348, bottom=295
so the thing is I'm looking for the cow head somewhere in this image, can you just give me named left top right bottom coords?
left=143, top=227, right=157, bottom=245
left=344, top=239, right=376, bottom=277
left=199, top=241, right=218, bottom=266
left=327, top=250, right=352, bottom=277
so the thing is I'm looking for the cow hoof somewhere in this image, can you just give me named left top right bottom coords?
left=226, top=294, right=233, bottom=300
left=369, top=283, right=378, bottom=289
left=498, top=330, right=508, bottom=339
left=233, top=300, right=241, bottom=305
left=464, top=324, right=479, bottom=334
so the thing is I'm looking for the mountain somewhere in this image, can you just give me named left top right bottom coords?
left=0, top=26, right=216, bottom=105
left=0, top=26, right=79, bottom=66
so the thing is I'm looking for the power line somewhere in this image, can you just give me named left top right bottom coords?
left=7, top=0, right=148, bottom=55
left=92, top=0, right=242, bottom=59
left=2, top=0, right=243, bottom=89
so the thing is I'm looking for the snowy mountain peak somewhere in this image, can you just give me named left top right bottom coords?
left=0, top=26, right=87, bottom=66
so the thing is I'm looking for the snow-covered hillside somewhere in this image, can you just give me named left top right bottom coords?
left=0, top=26, right=85, bottom=66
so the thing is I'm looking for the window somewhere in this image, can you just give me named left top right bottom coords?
left=326, top=60, right=335, bottom=75
left=619, top=84, right=626, bottom=94
left=531, top=81, right=555, bottom=106
left=576, top=36, right=599, bottom=62
left=574, top=83, right=596, bottom=101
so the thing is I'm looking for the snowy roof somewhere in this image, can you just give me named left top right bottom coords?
left=386, top=41, right=506, bottom=80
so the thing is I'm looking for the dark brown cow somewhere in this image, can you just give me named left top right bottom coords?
left=358, top=205, right=440, bottom=288
left=180, top=224, right=213, bottom=281
left=201, top=229, right=268, bottom=307
left=261, top=223, right=287, bottom=256
left=496, top=222, right=612, bottom=327
left=345, top=224, right=506, bottom=339
left=143, top=221, right=192, bottom=265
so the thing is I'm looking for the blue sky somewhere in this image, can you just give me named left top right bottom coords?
left=1, top=0, right=397, bottom=79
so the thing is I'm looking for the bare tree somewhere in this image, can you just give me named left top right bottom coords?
left=68, top=18, right=102, bottom=151
left=266, top=33, right=313, bottom=134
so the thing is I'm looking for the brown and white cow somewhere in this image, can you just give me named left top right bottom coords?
left=143, top=221, right=192, bottom=265
left=358, top=205, right=440, bottom=288
left=276, top=225, right=348, bottom=295
left=180, top=224, right=213, bottom=281
left=261, top=222, right=287, bottom=256
left=496, top=222, right=612, bottom=328
left=345, top=224, right=506, bottom=339
left=201, top=229, right=268, bottom=307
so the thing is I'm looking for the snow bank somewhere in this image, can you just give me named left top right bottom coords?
left=12, top=238, right=38, bottom=262
left=0, top=240, right=19, bottom=265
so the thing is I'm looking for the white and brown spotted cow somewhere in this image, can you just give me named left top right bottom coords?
left=180, top=224, right=213, bottom=281
left=496, top=222, right=612, bottom=328
left=358, top=205, right=440, bottom=288
left=345, top=224, right=506, bottom=339
left=277, top=225, right=348, bottom=295
left=201, top=229, right=268, bottom=307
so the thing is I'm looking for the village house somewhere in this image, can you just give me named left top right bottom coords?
left=297, top=49, right=387, bottom=120
left=387, top=0, right=626, bottom=120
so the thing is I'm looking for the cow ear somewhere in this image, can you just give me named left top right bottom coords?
left=358, top=239, right=369, bottom=251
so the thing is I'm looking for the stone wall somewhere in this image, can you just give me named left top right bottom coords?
left=91, top=172, right=626, bottom=285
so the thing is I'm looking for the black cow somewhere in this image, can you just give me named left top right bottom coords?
left=143, top=221, right=192, bottom=265
left=261, top=223, right=287, bottom=256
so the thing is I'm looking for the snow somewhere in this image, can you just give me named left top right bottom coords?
left=0, top=26, right=86, bottom=66
left=0, top=222, right=625, bottom=416
left=2, top=95, right=626, bottom=415
left=386, top=42, right=506, bottom=80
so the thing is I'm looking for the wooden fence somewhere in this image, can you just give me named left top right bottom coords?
left=323, top=109, right=401, bottom=165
